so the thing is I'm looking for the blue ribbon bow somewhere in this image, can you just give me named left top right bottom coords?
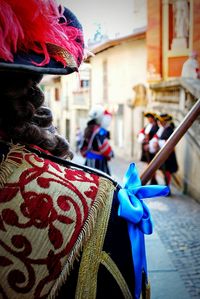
left=118, top=163, right=169, bottom=299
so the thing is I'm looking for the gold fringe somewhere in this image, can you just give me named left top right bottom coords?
left=0, top=143, right=25, bottom=189
left=101, top=251, right=133, bottom=299
left=145, top=281, right=151, bottom=299
left=74, top=178, right=114, bottom=299
left=140, top=281, right=151, bottom=299
left=49, top=177, right=115, bottom=299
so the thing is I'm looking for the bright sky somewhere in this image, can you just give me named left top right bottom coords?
left=58, top=0, right=135, bottom=42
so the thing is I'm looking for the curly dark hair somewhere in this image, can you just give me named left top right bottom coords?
left=0, top=71, right=73, bottom=159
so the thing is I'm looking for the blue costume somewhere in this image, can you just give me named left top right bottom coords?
left=80, top=120, right=114, bottom=175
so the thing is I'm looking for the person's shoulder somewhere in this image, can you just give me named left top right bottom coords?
left=28, top=144, right=117, bottom=189
left=166, top=125, right=174, bottom=133
left=2, top=142, right=117, bottom=193
left=162, top=125, right=173, bottom=137
left=2, top=143, right=117, bottom=211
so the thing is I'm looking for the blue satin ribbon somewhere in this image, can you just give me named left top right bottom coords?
left=118, top=163, right=169, bottom=299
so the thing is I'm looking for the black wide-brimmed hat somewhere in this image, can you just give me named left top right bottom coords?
left=156, top=113, right=172, bottom=122
left=0, top=0, right=84, bottom=75
left=144, top=112, right=157, bottom=118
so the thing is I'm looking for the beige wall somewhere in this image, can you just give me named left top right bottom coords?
left=90, top=38, right=147, bottom=159
left=41, top=65, right=90, bottom=152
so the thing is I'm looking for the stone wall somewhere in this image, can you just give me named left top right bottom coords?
left=149, top=78, right=200, bottom=201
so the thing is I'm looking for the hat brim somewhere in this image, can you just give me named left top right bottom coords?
left=156, top=116, right=169, bottom=122
left=144, top=112, right=156, bottom=118
left=0, top=52, right=78, bottom=75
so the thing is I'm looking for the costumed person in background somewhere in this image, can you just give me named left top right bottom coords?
left=149, top=114, right=178, bottom=194
left=100, top=109, right=113, bottom=140
left=137, top=112, right=159, bottom=184
left=168, top=114, right=175, bottom=129
left=75, top=127, right=83, bottom=153
left=80, top=105, right=114, bottom=175
left=0, top=1, right=169, bottom=299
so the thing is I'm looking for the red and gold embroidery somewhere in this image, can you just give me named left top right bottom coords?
left=0, top=144, right=112, bottom=298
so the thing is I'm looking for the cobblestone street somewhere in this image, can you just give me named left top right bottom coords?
left=73, top=154, right=200, bottom=298
left=146, top=194, right=200, bottom=299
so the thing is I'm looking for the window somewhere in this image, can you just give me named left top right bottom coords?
left=80, top=80, right=89, bottom=88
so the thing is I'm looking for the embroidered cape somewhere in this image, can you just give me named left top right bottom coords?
left=0, top=144, right=115, bottom=298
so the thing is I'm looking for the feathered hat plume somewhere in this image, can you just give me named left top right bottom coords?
left=0, top=0, right=84, bottom=74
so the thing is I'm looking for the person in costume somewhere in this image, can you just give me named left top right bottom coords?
left=149, top=114, right=179, bottom=192
left=0, top=1, right=169, bottom=299
left=137, top=112, right=159, bottom=184
left=80, top=105, right=114, bottom=175
left=75, top=127, right=83, bottom=153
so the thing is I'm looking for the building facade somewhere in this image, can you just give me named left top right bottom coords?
left=147, top=0, right=200, bottom=81
left=88, top=0, right=200, bottom=200
left=147, top=0, right=200, bottom=200
left=41, top=0, right=200, bottom=200
left=88, top=32, right=147, bottom=159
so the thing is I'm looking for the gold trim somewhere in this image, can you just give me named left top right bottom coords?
left=0, top=143, right=25, bottom=189
left=50, top=178, right=115, bottom=298
left=145, top=281, right=151, bottom=299
left=47, top=43, right=77, bottom=68
left=101, top=251, right=133, bottom=299
left=75, top=178, right=115, bottom=299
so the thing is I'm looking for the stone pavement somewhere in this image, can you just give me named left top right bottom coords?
left=145, top=193, right=200, bottom=299
left=73, top=154, right=200, bottom=299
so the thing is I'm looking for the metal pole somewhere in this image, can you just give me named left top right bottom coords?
left=140, top=99, right=200, bottom=185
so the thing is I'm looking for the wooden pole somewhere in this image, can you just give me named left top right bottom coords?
left=140, top=99, right=200, bottom=185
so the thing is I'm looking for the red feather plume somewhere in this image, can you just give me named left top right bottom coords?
left=0, top=0, right=84, bottom=67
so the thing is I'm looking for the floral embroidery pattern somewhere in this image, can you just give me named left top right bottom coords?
left=0, top=150, right=100, bottom=298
